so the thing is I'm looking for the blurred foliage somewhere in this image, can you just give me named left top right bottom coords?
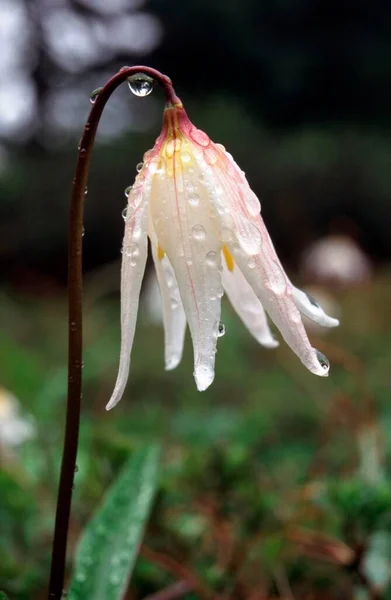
left=1, top=273, right=391, bottom=599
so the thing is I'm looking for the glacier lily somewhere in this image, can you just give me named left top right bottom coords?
left=107, top=94, right=339, bottom=410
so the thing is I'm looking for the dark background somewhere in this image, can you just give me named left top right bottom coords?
left=1, top=0, right=391, bottom=288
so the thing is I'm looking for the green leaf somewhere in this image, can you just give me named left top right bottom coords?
left=69, top=445, right=160, bottom=600
left=0, top=592, right=10, bottom=600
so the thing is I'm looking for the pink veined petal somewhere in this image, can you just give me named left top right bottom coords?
left=149, top=225, right=187, bottom=371
left=191, top=144, right=263, bottom=256
left=221, top=257, right=278, bottom=348
left=226, top=218, right=329, bottom=377
left=150, top=148, right=222, bottom=391
left=106, top=184, right=149, bottom=411
left=292, top=286, right=339, bottom=328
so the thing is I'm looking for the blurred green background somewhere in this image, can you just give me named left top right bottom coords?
left=1, top=0, right=391, bottom=598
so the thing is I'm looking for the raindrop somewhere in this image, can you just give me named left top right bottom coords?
left=181, top=151, right=192, bottom=164
left=82, top=226, right=85, bottom=237
left=191, top=224, right=206, bottom=240
left=188, top=192, right=200, bottom=207
left=247, top=257, right=256, bottom=269
left=215, top=321, right=226, bottom=337
left=316, top=350, right=330, bottom=371
left=217, top=285, right=224, bottom=298
left=186, top=181, right=195, bottom=192
left=70, top=322, right=77, bottom=332
left=90, top=87, right=102, bottom=104
left=84, top=186, right=88, bottom=195
left=124, top=185, right=132, bottom=197
left=171, top=298, right=179, bottom=309
left=127, top=73, right=154, bottom=97
left=122, top=207, right=128, bottom=221
left=136, top=162, right=143, bottom=173
left=205, top=251, right=218, bottom=267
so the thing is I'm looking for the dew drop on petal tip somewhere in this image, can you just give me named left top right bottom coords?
left=136, top=162, right=143, bottom=173
left=122, top=207, right=128, bottom=221
left=127, top=73, right=154, bottom=97
left=124, top=185, right=132, bottom=197
left=315, top=349, right=330, bottom=371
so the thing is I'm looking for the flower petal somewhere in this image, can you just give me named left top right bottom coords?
left=221, top=251, right=278, bottom=348
left=106, top=185, right=149, bottom=410
left=150, top=229, right=187, bottom=370
left=227, top=219, right=329, bottom=377
left=292, top=287, right=340, bottom=328
left=150, top=147, right=222, bottom=391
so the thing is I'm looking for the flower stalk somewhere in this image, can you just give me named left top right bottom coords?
left=48, top=66, right=176, bottom=600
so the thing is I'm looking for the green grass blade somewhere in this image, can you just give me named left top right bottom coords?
left=69, top=445, right=160, bottom=600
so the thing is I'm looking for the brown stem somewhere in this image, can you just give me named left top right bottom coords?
left=48, top=66, right=178, bottom=600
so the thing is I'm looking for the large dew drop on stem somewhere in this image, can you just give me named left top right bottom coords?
left=127, top=73, right=154, bottom=97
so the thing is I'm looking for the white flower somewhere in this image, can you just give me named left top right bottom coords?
left=0, top=387, right=35, bottom=448
left=300, top=235, right=372, bottom=285
left=107, top=101, right=339, bottom=410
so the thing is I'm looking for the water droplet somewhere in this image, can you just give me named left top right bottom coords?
left=247, top=257, right=256, bottom=269
left=122, top=207, right=128, bottom=221
left=316, top=350, right=330, bottom=371
left=90, top=87, right=102, bottom=104
left=82, top=226, right=85, bottom=237
left=215, top=321, right=226, bottom=337
left=70, top=321, right=77, bottom=332
left=136, top=162, right=143, bottom=172
left=84, top=186, right=88, bottom=195
left=191, top=224, right=206, bottom=240
left=76, top=572, right=86, bottom=583
left=171, top=298, right=178, bottom=309
left=181, top=151, right=192, bottom=164
left=217, top=285, right=224, bottom=298
left=205, top=251, right=218, bottom=267
left=188, top=192, right=200, bottom=206
left=74, top=465, right=79, bottom=473
left=127, top=73, right=154, bottom=97
left=124, top=185, right=132, bottom=197
left=190, top=127, right=210, bottom=147
left=79, top=148, right=87, bottom=158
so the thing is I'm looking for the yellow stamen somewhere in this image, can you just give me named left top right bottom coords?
left=158, top=245, right=165, bottom=261
left=223, top=245, right=234, bottom=271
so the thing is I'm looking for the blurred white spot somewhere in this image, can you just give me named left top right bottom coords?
left=0, top=76, right=37, bottom=137
left=42, top=8, right=100, bottom=72
left=300, top=235, right=372, bottom=286
left=0, top=387, right=35, bottom=448
left=105, top=13, right=163, bottom=54
left=0, top=0, right=35, bottom=75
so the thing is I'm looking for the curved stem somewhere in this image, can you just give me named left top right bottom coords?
left=48, top=66, right=178, bottom=600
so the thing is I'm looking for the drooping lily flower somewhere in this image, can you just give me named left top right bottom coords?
left=106, top=96, right=339, bottom=410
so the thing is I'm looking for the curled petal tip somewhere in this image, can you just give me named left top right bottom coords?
left=259, top=336, right=280, bottom=349
left=311, top=349, right=330, bottom=377
left=194, top=364, right=215, bottom=391
left=293, top=287, right=340, bottom=329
